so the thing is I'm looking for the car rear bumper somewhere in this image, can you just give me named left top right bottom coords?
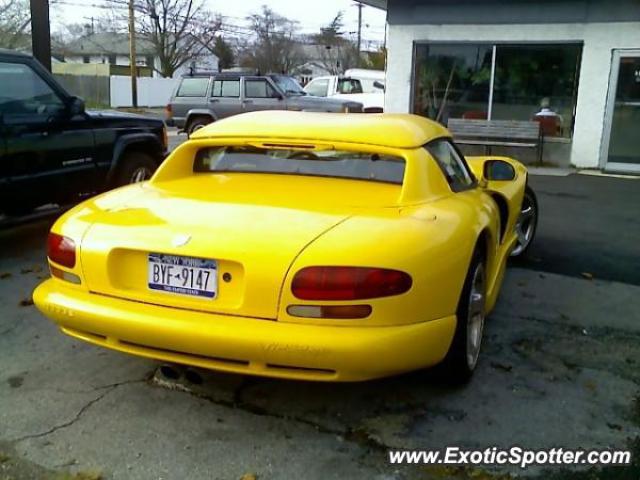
left=33, top=279, right=456, bottom=382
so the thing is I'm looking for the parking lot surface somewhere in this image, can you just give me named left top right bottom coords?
left=1, top=173, right=639, bottom=479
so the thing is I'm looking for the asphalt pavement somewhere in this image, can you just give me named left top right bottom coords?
left=524, top=173, right=640, bottom=285
left=1, top=170, right=639, bottom=479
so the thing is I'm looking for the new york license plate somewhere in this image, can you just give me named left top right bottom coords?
left=148, top=253, right=218, bottom=298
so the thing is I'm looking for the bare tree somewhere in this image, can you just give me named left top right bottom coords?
left=240, top=5, right=302, bottom=74
left=132, top=0, right=220, bottom=77
left=311, top=12, right=359, bottom=75
left=0, top=0, right=32, bottom=49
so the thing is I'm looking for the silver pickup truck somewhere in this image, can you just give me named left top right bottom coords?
left=166, top=73, right=363, bottom=135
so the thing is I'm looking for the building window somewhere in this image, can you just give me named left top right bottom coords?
left=82, top=55, right=90, bottom=63
left=413, top=43, right=582, bottom=138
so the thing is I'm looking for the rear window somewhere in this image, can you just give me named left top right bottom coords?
left=177, top=78, right=209, bottom=97
left=193, top=147, right=405, bottom=184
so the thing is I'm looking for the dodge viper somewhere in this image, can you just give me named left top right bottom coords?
left=33, top=111, right=538, bottom=382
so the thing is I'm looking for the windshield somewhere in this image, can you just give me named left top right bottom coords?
left=193, top=146, right=405, bottom=184
left=272, top=76, right=306, bottom=96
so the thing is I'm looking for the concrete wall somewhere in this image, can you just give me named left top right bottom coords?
left=385, top=22, right=640, bottom=168
left=110, top=76, right=179, bottom=108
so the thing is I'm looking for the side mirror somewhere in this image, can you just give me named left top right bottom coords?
left=68, top=96, right=85, bottom=116
left=484, top=159, right=516, bottom=181
left=373, top=80, right=385, bottom=91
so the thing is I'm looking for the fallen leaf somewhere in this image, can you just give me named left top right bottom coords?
left=19, top=297, right=34, bottom=307
left=490, top=362, right=513, bottom=372
left=581, top=272, right=594, bottom=280
left=240, top=474, right=257, bottom=480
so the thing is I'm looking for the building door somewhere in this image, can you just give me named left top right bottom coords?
left=602, top=50, right=640, bottom=173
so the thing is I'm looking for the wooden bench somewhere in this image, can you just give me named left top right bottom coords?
left=447, top=119, right=543, bottom=164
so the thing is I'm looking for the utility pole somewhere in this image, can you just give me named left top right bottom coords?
left=30, top=0, right=51, bottom=72
left=355, top=1, right=363, bottom=67
left=128, top=0, right=138, bottom=108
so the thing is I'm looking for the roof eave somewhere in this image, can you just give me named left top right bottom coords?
left=356, top=0, right=387, bottom=10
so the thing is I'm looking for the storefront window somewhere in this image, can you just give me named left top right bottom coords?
left=413, top=44, right=492, bottom=125
left=413, top=43, right=582, bottom=138
left=492, top=44, right=582, bottom=138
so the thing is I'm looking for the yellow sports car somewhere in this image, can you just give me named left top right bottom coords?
left=33, top=112, right=538, bottom=382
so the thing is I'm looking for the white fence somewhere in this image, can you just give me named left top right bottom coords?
left=110, top=76, right=179, bottom=108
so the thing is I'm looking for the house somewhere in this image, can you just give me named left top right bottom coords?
left=359, top=0, right=640, bottom=173
left=58, top=32, right=218, bottom=79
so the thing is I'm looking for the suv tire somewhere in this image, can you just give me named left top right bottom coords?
left=187, top=117, right=211, bottom=137
left=114, top=151, right=157, bottom=187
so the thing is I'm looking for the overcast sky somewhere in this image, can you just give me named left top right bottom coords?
left=51, top=0, right=387, bottom=46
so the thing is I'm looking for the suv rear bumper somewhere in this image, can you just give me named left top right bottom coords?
left=34, top=279, right=456, bottom=382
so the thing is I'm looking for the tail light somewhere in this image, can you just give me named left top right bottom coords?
left=165, top=103, right=173, bottom=117
left=292, top=266, right=412, bottom=300
left=47, top=233, right=76, bottom=268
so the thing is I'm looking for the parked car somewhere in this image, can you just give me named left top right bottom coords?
left=165, top=72, right=363, bottom=135
left=34, top=111, right=538, bottom=383
left=0, top=49, right=167, bottom=216
left=304, top=73, right=385, bottom=113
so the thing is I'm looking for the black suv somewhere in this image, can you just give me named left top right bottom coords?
left=0, top=49, right=167, bottom=216
left=166, top=72, right=363, bottom=135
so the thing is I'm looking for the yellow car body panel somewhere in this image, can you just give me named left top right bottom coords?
left=33, top=112, right=528, bottom=381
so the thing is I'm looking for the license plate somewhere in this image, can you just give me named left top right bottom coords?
left=148, top=253, right=217, bottom=298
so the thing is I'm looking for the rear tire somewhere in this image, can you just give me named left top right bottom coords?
left=113, top=151, right=157, bottom=187
left=440, top=249, right=487, bottom=383
left=187, top=117, right=211, bottom=137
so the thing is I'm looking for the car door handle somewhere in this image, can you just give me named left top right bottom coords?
left=209, top=99, right=219, bottom=103
left=243, top=100, right=253, bottom=104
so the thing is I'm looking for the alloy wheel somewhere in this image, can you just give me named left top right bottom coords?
left=466, top=263, right=486, bottom=370
left=511, top=190, right=537, bottom=256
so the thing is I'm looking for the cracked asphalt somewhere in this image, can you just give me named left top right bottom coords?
left=1, top=173, right=639, bottom=479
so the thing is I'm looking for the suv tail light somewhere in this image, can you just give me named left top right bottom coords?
left=47, top=233, right=76, bottom=268
left=292, top=266, right=412, bottom=300
left=165, top=103, right=173, bottom=116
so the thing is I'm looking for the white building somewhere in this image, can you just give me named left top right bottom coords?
left=360, top=0, right=640, bottom=173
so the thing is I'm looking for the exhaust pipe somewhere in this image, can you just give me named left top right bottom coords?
left=157, top=364, right=203, bottom=385
left=158, top=364, right=183, bottom=380
left=184, top=368, right=203, bottom=385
